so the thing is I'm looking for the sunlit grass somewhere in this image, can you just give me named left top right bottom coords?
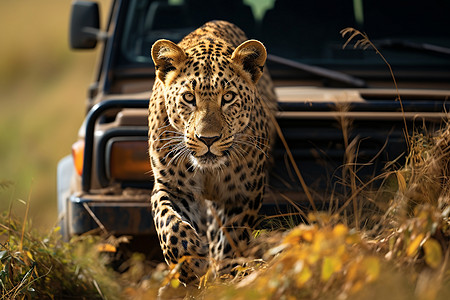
left=152, top=121, right=450, bottom=300
left=0, top=211, right=122, bottom=299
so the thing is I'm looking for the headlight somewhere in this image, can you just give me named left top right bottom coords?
left=107, top=139, right=153, bottom=181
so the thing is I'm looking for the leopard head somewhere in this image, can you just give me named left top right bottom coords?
left=151, top=38, right=267, bottom=169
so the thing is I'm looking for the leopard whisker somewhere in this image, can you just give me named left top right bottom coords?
left=168, top=146, right=188, bottom=166
left=156, top=122, right=172, bottom=131
left=157, top=138, right=184, bottom=151
left=163, top=141, right=185, bottom=162
left=156, top=130, right=184, bottom=140
left=236, top=132, right=270, bottom=142
left=234, top=139, right=268, bottom=158
left=235, top=134, right=269, bottom=150
left=175, top=148, right=191, bottom=165
left=222, top=75, right=237, bottom=89
left=229, top=144, right=246, bottom=161
left=157, top=137, right=184, bottom=144
left=186, top=159, right=197, bottom=173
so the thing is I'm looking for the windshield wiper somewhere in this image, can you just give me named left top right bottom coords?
left=375, top=39, right=450, bottom=57
left=267, top=54, right=368, bottom=88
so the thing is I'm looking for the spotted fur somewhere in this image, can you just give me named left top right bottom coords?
left=148, top=21, right=276, bottom=284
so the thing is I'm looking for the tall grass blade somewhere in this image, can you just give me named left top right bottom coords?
left=340, top=27, right=410, bottom=145
left=19, top=182, right=32, bottom=252
left=265, top=105, right=317, bottom=212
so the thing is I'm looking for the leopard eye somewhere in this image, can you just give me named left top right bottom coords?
left=182, top=92, right=196, bottom=106
left=222, top=92, right=236, bottom=105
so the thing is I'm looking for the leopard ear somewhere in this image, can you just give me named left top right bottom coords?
left=231, top=40, right=267, bottom=83
left=151, top=39, right=187, bottom=83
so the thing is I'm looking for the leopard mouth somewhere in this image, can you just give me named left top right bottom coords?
left=200, top=151, right=217, bottom=161
left=191, top=151, right=227, bottom=168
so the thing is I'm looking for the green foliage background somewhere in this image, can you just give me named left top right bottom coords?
left=0, top=0, right=109, bottom=228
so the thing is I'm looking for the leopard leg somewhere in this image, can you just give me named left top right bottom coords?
left=206, top=204, right=255, bottom=276
left=151, top=189, right=209, bottom=284
left=206, top=190, right=264, bottom=276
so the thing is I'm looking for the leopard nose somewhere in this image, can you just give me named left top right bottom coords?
left=196, top=134, right=221, bottom=147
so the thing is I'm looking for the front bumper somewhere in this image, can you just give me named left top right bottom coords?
left=67, top=193, right=295, bottom=237
left=68, top=194, right=155, bottom=236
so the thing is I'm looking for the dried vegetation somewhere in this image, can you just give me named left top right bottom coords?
left=1, top=29, right=450, bottom=299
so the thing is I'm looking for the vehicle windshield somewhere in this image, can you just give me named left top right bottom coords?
left=119, top=0, right=450, bottom=77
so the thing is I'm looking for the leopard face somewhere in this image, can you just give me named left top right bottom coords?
left=152, top=38, right=266, bottom=169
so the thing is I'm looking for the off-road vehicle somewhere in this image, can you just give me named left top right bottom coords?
left=57, top=0, right=450, bottom=256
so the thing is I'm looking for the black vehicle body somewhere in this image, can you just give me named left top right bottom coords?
left=58, top=0, right=450, bottom=253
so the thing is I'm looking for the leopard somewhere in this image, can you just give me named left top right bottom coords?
left=148, top=20, right=276, bottom=285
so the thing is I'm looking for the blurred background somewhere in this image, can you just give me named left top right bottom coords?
left=0, top=0, right=109, bottom=229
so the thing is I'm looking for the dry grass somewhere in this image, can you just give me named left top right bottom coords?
left=1, top=7, right=449, bottom=299
left=0, top=211, right=121, bottom=299
left=139, top=122, right=449, bottom=300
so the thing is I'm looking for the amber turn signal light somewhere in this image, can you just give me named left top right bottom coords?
left=72, top=140, right=85, bottom=176
left=108, top=140, right=153, bottom=181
